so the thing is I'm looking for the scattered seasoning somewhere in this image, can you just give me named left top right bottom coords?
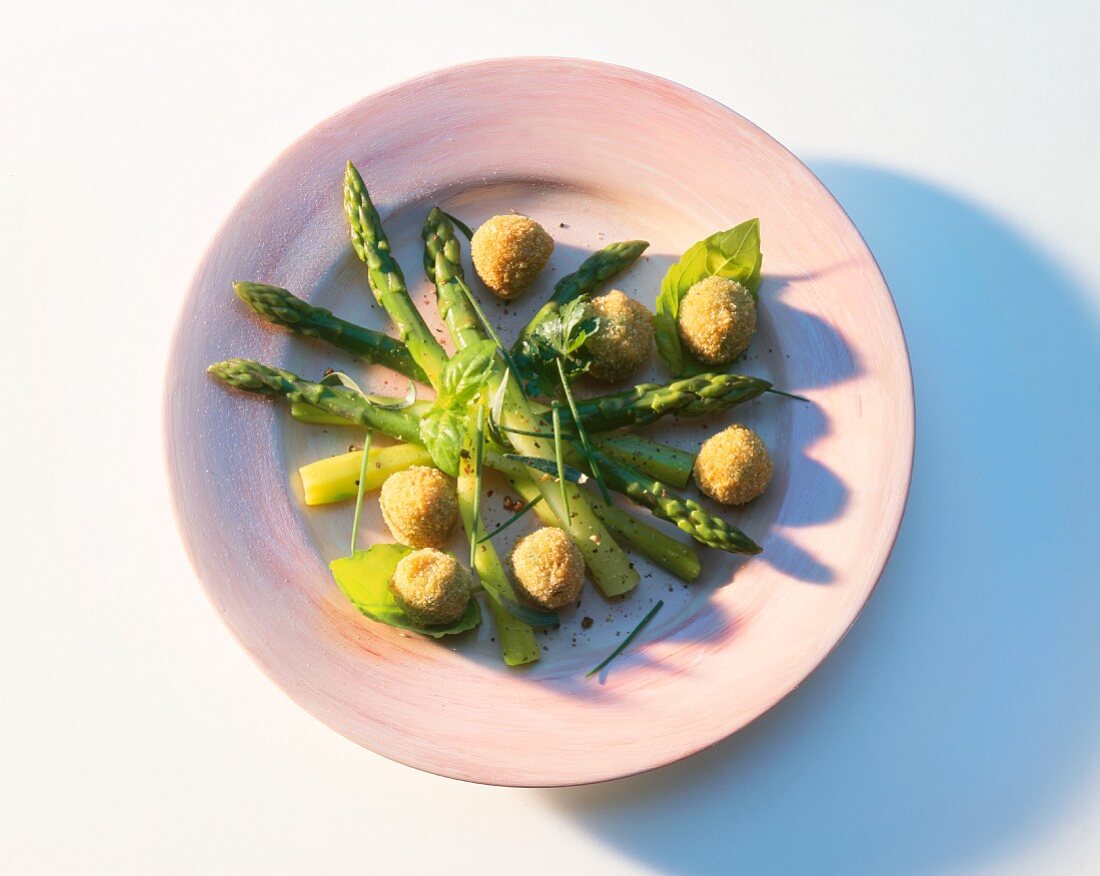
left=581, top=617, right=594, bottom=629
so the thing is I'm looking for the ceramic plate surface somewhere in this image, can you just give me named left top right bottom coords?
left=165, top=58, right=913, bottom=786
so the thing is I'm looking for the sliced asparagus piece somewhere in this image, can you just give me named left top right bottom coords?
left=298, top=443, right=432, bottom=505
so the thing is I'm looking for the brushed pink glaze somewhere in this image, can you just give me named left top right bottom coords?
left=164, top=58, right=913, bottom=786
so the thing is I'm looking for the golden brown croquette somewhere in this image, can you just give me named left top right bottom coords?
left=678, top=276, right=757, bottom=364
left=694, top=424, right=772, bottom=505
left=584, top=289, right=655, bottom=381
left=510, top=527, right=585, bottom=610
left=390, top=548, right=471, bottom=626
left=379, top=466, right=458, bottom=549
left=470, top=214, right=554, bottom=299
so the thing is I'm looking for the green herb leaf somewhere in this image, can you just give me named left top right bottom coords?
left=533, top=297, right=599, bottom=358
left=330, top=544, right=481, bottom=638
left=440, top=339, right=497, bottom=407
left=478, top=494, right=544, bottom=543
left=518, top=297, right=601, bottom=394
left=504, top=454, right=589, bottom=484
left=349, top=429, right=373, bottom=554
left=441, top=210, right=474, bottom=240
left=551, top=402, right=570, bottom=520
left=556, top=358, right=610, bottom=503
left=587, top=599, right=663, bottom=678
left=492, top=594, right=560, bottom=628
left=369, top=381, right=418, bottom=410
left=654, top=219, right=762, bottom=375
left=470, top=407, right=485, bottom=568
left=319, top=372, right=418, bottom=410
left=419, top=407, right=466, bottom=476
left=454, top=279, right=525, bottom=384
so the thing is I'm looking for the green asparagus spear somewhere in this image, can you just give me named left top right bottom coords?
left=232, top=282, right=427, bottom=382
left=513, top=240, right=649, bottom=353
left=594, top=452, right=762, bottom=555
left=344, top=161, right=449, bottom=389
left=422, top=207, right=482, bottom=347
left=556, top=372, right=773, bottom=432
left=207, top=359, right=422, bottom=444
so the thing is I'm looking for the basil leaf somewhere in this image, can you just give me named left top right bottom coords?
left=440, top=339, right=497, bottom=407
left=419, top=407, right=466, bottom=476
left=653, top=218, right=762, bottom=375
left=330, top=544, right=481, bottom=638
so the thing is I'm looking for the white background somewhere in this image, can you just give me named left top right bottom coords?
left=2, top=2, right=1099, bottom=873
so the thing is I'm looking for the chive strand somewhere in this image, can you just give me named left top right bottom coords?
left=551, top=402, right=570, bottom=520
left=477, top=495, right=544, bottom=544
left=470, top=406, right=485, bottom=568
left=349, top=430, right=373, bottom=555
left=556, top=357, right=610, bottom=502
left=586, top=600, right=664, bottom=678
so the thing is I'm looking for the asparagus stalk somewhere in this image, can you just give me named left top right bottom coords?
left=594, top=452, right=762, bottom=555
left=232, top=282, right=427, bottom=382
left=555, top=372, right=773, bottom=432
left=592, top=433, right=695, bottom=489
left=207, top=359, right=422, bottom=444
left=298, top=443, right=432, bottom=505
left=344, top=161, right=449, bottom=389
left=290, top=399, right=433, bottom=427
left=422, top=208, right=639, bottom=598
left=513, top=240, right=649, bottom=353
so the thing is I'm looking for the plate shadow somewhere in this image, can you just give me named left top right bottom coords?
left=541, top=162, right=1100, bottom=874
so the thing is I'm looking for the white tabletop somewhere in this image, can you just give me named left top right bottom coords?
left=3, top=2, right=1098, bottom=873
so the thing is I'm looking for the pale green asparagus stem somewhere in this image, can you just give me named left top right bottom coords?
left=457, top=429, right=540, bottom=667
left=298, top=443, right=433, bottom=505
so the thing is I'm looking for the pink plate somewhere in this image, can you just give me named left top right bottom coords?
left=165, top=58, right=913, bottom=786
